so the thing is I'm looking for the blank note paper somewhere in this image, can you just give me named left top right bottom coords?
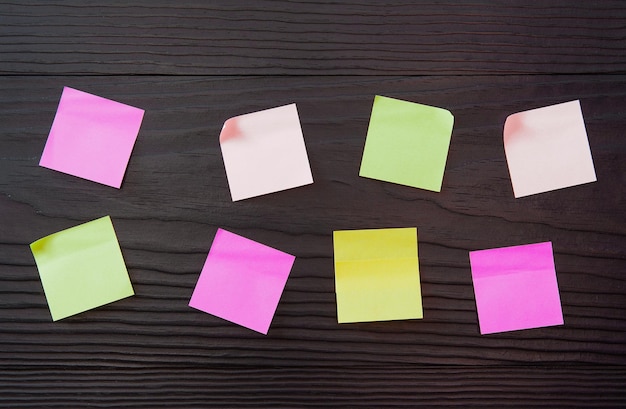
left=189, top=229, right=295, bottom=334
left=333, top=227, right=422, bottom=323
left=40, top=87, right=144, bottom=188
left=220, top=104, right=314, bottom=201
left=359, top=95, right=454, bottom=192
left=469, top=242, right=564, bottom=335
left=30, top=216, right=134, bottom=321
left=504, top=100, right=596, bottom=198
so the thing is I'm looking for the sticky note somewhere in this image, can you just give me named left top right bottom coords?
left=30, top=216, right=134, bottom=321
left=40, top=86, right=144, bottom=188
left=189, top=228, right=295, bottom=334
left=504, top=100, right=596, bottom=198
left=469, top=242, right=564, bottom=335
left=359, top=95, right=454, bottom=192
left=220, top=103, right=313, bottom=201
left=333, top=227, right=422, bottom=323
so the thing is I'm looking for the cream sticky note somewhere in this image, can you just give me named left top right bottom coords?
left=504, top=100, right=596, bottom=198
left=39, top=87, right=144, bottom=188
left=219, top=103, right=314, bottom=201
left=30, top=216, right=134, bottom=321
left=359, top=95, right=454, bottom=192
left=469, top=242, right=564, bottom=335
left=333, top=227, right=422, bottom=323
left=189, top=229, right=295, bottom=334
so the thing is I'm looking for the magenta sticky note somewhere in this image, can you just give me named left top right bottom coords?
left=39, top=87, right=145, bottom=188
left=189, top=229, right=295, bottom=334
left=469, top=242, right=564, bottom=335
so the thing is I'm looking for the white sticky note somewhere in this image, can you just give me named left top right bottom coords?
left=220, top=104, right=313, bottom=201
left=504, top=100, right=596, bottom=198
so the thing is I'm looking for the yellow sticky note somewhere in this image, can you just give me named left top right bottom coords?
left=333, top=228, right=422, bottom=323
left=30, top=216, right=134, bottom=321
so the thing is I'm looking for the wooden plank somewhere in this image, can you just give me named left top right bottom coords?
left=1, top=1, right=626, bottom=75
left=1, top=75, right=624, bottom=371
left=0, top=365, right=625, bottom=407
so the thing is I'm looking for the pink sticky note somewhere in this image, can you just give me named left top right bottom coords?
left=469, top=242, right=564, bottom=335
left=189, top=228, right=295, bottom=334
left=220, top=103, right=314, bottom=201
left=504, top=100, right=596, bottom=198
left=40, top=87, right=145, bottom=188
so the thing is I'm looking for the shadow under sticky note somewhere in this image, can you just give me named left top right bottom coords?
left=189, top=228, right=295, bottom=335
left=359, top=95, right=454, bottom=192
left=469, top=242, right=564, bottom=335
left=504, top=100, right=596, bottom=198
left=219, top=103, right=314, bottom=201
left=333, top=227, right=422, bottom=323
left=30, top=216, right=134, bottom=321
left=39, top=87, right=144, bottom=189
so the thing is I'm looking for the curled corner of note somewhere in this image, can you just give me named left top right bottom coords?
left=219, top=117, right=240, bottom=143
left=503, top=111, right=525, bottom=146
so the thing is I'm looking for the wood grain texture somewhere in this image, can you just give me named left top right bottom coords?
left=1, top=1, right=626, bottom=75
left=1, top=1, right=625, bottom=407
left=1, top=366, right=626, bottom=408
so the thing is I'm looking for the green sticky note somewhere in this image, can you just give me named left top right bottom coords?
left=359, top=95, right=454, bottom=192
left=30, top=216, right=134, bottom=321
left=333, top=227, right=422, bottom=323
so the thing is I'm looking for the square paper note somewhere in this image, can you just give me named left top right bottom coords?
left=469, top=242, right=564, bottom=335
left=30, top=216, right=134, bottom=321
left=359, top=95, right=454, bottom=192
left=220, top=103, right=313, bottom=201
left=504, top=100, right=596, bottom=198
left=40, top=86, right=144, bottom=188
left=189, top=228, right=295, bottom=334
left=333, top=227, right=422, bottom=323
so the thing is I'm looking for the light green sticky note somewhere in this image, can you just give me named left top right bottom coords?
left=359, top=95, right=454, bottom=192
left=333, top=227, right=422, bottom=323
left=30, top=216, right=134, bottom=321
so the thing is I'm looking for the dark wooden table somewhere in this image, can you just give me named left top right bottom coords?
left=1, top=2, right=625, bottom=407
